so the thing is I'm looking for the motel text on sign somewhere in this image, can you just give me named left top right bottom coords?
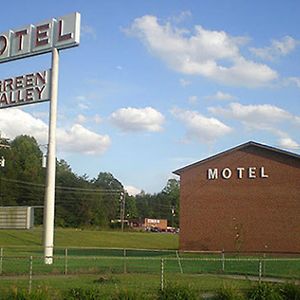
left=0, top=12, right=80, bottom=63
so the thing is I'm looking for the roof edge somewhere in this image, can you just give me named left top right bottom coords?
left=173, top=141, right=300, bottom=176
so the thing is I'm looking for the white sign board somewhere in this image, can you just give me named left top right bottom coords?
left=0, top=12, right=80, bottom=63
left=0, top=69, right=51, bottom=108
left=0, top=206, right=34, bottom=229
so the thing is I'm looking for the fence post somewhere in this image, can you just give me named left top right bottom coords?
left=222, top=249, right=225, bottom=272
left=258, top=260, right=262, bottom=282
left=176, top=250, right=183, bottom=274
left=160, top=258, right=164, bottom=291
left=0, top=248, right=3, bottom=275
left=64, top=248, right=68, bottom=275
left=28, top=256, right=33, bottom=293
left=263, top=253, right=266, bottom=276
left=123, top=248, right=127, bottom=274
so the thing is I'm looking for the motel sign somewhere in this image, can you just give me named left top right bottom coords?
left=207, top=166, right=269, bottom=180
left=0, top=13, right=80, bottom=264
left=0, top=13, right=80, bottom=63
left=0, top=70, right=51, bottom=108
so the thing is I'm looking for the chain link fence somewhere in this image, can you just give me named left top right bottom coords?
left=0, top=247, right=299, bottom=293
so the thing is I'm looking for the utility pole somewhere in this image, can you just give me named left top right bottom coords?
left=171, top=206, right=175, bottom=228
left=120, top=190, right=126, bottom=232
left=0, top=134, right=10, bottom=204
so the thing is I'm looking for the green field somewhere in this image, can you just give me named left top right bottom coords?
left=0, top=227, right=178, bottom=249
left=0, top=228, right=299, bottom=297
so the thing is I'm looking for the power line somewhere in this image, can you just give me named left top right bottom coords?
left=1, top=177, right=123, bottom=194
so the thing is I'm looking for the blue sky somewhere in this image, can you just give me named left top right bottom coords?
left=0, top=0, right=299, bottom=194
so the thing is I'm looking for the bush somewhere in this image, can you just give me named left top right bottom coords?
left=158, top=284, right=199, bottom=300
left=1, top=287, right=53, bottom=300
left=213, top=285, right=245, bottom=300
left=113, top=289, right=141, bottom=300
left=279, top=283, right=300, bottom=300
left=64, top=287, right=106, bottom=300
left=247, top=283, right=283, bottom=300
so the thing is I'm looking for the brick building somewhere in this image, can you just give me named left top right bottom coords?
left=174, top=141, right=300, bottom=253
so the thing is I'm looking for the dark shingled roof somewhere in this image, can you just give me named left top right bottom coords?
left=173, top=141, right=300, bottom=175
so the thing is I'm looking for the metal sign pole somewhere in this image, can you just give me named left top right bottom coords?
left=43, top=48, right=59, bottom=264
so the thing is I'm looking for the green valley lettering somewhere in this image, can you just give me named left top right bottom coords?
left=0, top=70, right=50, bottom=108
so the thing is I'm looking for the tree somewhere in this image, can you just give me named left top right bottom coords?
left=125, top=194, right=138, bottom=219
left=92, top=172, right=123, bottom=190
left=134, top=179, right=180, bottom=228
left=92, top=172, right=124, bottom=227
left=0, top=135, right=45, bottom=207
left=161, top=178, right=180, bottom=227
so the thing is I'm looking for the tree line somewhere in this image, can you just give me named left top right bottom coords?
left=0, top=135, right=179, bottom=228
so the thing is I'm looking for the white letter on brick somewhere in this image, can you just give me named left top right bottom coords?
left=222, top=168, right=232, bottom=179
left=208, top=168, right=218, bottom=180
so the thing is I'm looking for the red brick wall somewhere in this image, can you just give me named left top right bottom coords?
left=179, top=146, right=300, bottom=253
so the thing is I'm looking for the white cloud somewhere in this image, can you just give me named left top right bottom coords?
left=287, top=77, right=300, bottom=88
left=76, top=96, right=87, bottom=101
left=171, top=107, right=232, bottom=143
left=93, top=114, right=103, bottom=124
left=57, top=124, right=111, bottom=155
left=188, top=95, right=198, bottom=105
left=204, top=91, right=237, bottom=101
left=179, top=78, right=191, bottom=87
left=110, top=107, right=165, bottom=132
left=169, top=10, right=192, bottom=24
left=76, top=114, right=86, bottom=124
left=0, top=109, right=111, bottom=155
left=78, top=103, right=90, bottom=110
left=81, top=24, right=97, bottom=40
left=31, top=111, right=49, bottom=121
left=250, top=36, right=298, bottom=61
left=125, top=185, right=142, bottom=196
left=0, top=108, right=48, bottom=143
left=209, top=102, right=300, bottom=148
left=278, top=137, right=299, bottom=150
left=209, top=102, right=299, bottom=127
left=126, top=15, right=277, bottom=87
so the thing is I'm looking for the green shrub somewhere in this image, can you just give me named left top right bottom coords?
left=64, top=287, right=145, bottom=300
left=113, top=289, right=141, bottom=300
left=93, top=275, right=119, bottom=284
left=64, top=287, right=106, bottom=300
left=247, top=283, right=283, bottom=300
left=158, top=284, right=198, bottom=300
left=279, top=283, right=300, bottom=300
left=213, top=285, right=245, bottom=300
left=1, top=287, right=54, bottom=300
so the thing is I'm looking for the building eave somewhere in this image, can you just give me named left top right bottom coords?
left=173, top=141, right=300, bottom=176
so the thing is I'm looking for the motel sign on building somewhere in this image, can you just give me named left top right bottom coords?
left=174, top=141, right=300, bottom=253
left=207, top=166, right=269, bottom=180
left=0, top=13, right=80, bottom=264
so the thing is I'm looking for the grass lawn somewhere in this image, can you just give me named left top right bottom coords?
left=0, top=227, right=178, bottom=250
left=0, top=273, right=253, bottom=298
left=0, top=227, right=299, bottom=295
